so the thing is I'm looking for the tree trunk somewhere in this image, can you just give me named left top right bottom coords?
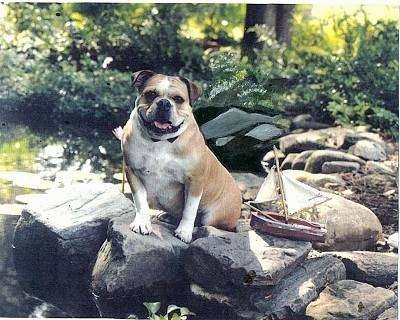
left=276, top=4, right=295, bottom=45
left=241, top=4, right=268, bottom=62
left=241, top=4, right=295, bottom=62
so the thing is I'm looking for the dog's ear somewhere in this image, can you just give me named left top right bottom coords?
left=132, top=70, right=156, bottom=92
left=179, top=77, right=202, bottom=106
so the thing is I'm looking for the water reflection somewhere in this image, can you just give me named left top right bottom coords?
left=0, top=121, right=123, bottom=317
left=0, top=123, right=122, bottom=204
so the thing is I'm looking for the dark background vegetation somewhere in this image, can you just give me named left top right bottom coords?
left=0, top=3, right=398, bottom=137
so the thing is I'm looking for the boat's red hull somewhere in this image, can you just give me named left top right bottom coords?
left=250, top=211, right=327, bottom=243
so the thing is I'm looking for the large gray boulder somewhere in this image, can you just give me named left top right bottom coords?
left=252, top=256, right=346, bottom=319
left=349, top=139, right=387, bottom=161
left=13, top=183, right=134, bottom=317
left=376, top=307, right=398, bottom=320
left=321, top=161, right=360, bottom=174
left=322, top=251, right=398, bottom=287
left=201, top=108, right=276, bottom=139
left=304, top=150, right=365, bottom=173
left=0, top=210, right=69, bottom=318
left=185, top=230, right=312, bottom=292
left=188, top=255, right=346, bottom=320
left=279, top=127, right=349, bottom=153
left=91, top=215, right=189, bottom=318
left=306, top=280, right=397, bottom=320
left=313, top=192, right=383, bottom=251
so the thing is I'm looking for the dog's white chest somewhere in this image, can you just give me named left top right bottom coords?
left=129, top=141, right=185, bottom=181
left=125, top=135, right=189, bottom=214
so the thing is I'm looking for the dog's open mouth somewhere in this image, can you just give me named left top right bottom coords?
left=139, top=113, right=182, bottom=136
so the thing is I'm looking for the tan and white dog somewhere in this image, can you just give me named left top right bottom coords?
left=118, top=70, right=242, bottom=243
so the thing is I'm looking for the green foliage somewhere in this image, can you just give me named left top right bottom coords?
left=142, top=302, right=195, bottom=320
left=0, top=48, right=133, bottom=126
left=0, top=3, right=398, bottom=138
left=197, top=52, right=288, bottom=117
left=289, top=11, right=399, bottom=137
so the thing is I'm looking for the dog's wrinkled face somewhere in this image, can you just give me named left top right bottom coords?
left=132, top=70, right=202, bottom=140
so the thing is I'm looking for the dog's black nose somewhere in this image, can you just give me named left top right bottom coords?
left=156, top=99, right=171, bottom=112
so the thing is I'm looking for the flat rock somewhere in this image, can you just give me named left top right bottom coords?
left=39, top=144, right=64, bottom=159
left=0, top=204, right=25, bottom=216
left=349, top=139, right=387, bottom=161
left=201, top=108, right=275, bottom=139
left=344, top=131, right=386, bottom=149
left=15, top=193, right=46, bottom=205
left=279, top=127, right=348, bottom=153
left=91, top=216, right=189, bottom=318
left=55, top=170, right=105, bottom=185
left=366, top=161, right=397, bottom=176
left=13, top=183, right=133, bottom=316
left=244, top=124, right=283, bottom=141
left=185, top=230, right=312, bottom=292
left=321, top=161, right=360, bottom=174
left=306, top=280, right=396, bottom=320
left=291, top=114, right=329, bottom=130
left=282, top=170, right=345, bottom=188
left=304, top=150, right=365, bottom=173
left=376, top=307, right=398, bottom=320
left=113, top=172, right=124, bottom=181
left=252, top=256, right=346, bottom=319
left=280, top=153, right=299, bottom=170
left=0, top=171, right=56, bottom=190
left=322, top=251, right=397, bottom=287
left=291, top=150, right=316, bottom=170
left=261, top=149, right=285, bottom=169
left=387, top=232, right=398, bottom=249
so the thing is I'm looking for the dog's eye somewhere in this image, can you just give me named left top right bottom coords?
left=172, top=96, right=184, bottom=104
left=144, top=91, right=158, bottom=101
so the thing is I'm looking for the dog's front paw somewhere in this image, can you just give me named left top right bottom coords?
left=174, top=225, right=193, bottom=243
left=130, top=214, right=152, bottom=235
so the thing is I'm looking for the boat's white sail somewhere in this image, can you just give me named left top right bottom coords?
left=281, top=172, right=330, bottom=214
left=254, top=166, right=278, bottom=203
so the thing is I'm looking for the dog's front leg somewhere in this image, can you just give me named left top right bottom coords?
left=175, top=180, right=203, bottom=243
left=124, top=163, right=152, bottom=235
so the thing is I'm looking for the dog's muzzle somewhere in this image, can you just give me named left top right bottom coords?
left=155, top=99, right=171, bottom=121
left=139, top=101, right=183, bottom=136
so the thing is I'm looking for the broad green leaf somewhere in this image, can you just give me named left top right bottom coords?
left=143, top=302, right=161, bottom=316
left=166, top=305, right=180, bottom=315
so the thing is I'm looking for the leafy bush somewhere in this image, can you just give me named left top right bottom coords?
left=197, top=51, right=288, bottom=117
left=141, top=302, right=195, bottom=320
left=0, top=49, right=133, bottom=127
left=289, top=12, right=399, bottom=137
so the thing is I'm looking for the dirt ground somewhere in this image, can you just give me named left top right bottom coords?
left=330, top=151, right=398, bottom=236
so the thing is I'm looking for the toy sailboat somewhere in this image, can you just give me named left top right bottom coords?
left=245, top=147, right=329, bottom=242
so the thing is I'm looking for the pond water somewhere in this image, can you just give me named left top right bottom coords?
left=0, top=122, right=123, bottom=204
left=0, top=121, right=123, bottom=317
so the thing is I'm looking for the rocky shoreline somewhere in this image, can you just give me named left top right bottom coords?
left=11, top=182, right=398, bottom=319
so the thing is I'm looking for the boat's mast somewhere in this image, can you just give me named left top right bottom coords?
left=273, top=146, right=289, bottom=223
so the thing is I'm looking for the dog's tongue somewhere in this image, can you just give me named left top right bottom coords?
left=154, top=121, right=171, bottom=129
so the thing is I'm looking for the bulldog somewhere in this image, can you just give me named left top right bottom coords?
left=119, top=70, right=242, bottom=243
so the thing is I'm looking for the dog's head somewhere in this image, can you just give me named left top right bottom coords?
left=132, top=70, right=202, bottom=140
